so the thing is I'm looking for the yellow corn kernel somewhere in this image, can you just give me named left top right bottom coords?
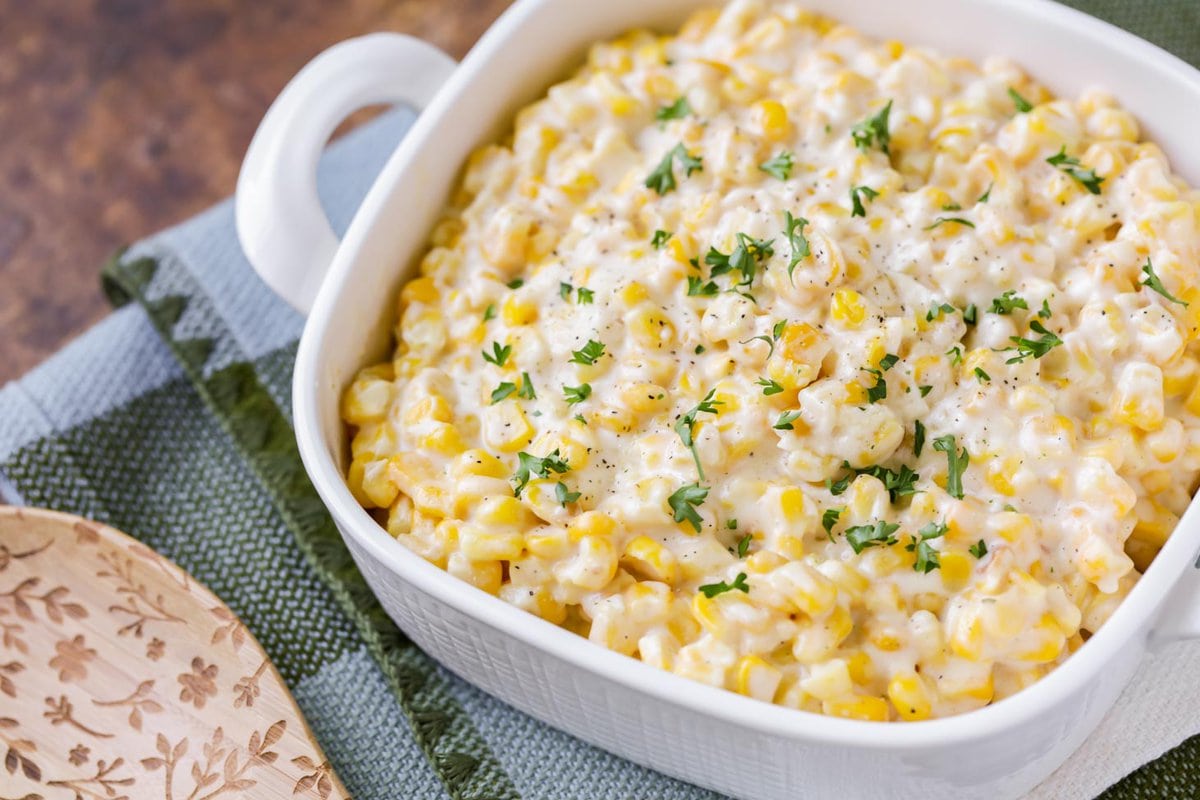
left=359, top=458, right=400, bottom=508
left=621, top=535, right=679, bottom=584
left=620, top=382, right=670, bottom=414
left=627, top=304, right=677, bottom=349
left=525, top=525, right=569, bottom=559
left=482, top=402, right=534, bottom=452
left=1185, top=375, right=1200, bottom=416
left=502, top=294, right=539, bottom=326
left=452, top=449, right=507, bottom=479
left=753, top=99, right=789, bottom=141
left=342, top=371, right=394, bottom=425
left=845, top=650, right=873, bottom=685
left=1111, top=362, right=1164, bottom=431
left=830, top=288, right=867, bottom=328
left=734, top=655, right=783, bottom=703
left=458, top=523, right=524, bottom=561
left=473, top=494, right=536, bottom=528
left=420, top=423, right=467, bottom=457
left=775, top=562, right=837, bottom=617
left=822, top=695, right=890, bottom=721
left=403, top=395, right=453, bottom=427
left=446, top=552, right=502, bottom=595
left=401, top=276, right=439, bottom=306
left=620, top=281, right=650, bottom=306
left=888, top=673, right=934, bottom=721
left=939, top=551, right=973, bottom=590
left=567, top=510, right=617, bottom=542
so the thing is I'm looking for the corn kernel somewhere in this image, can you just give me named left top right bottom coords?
left=888, top=673, right=934, bottom=721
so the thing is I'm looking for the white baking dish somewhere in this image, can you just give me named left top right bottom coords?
left=235, top=2, right=1200, bottom=797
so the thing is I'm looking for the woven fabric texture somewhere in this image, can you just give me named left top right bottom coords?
left=2, top=3, right=1198, bottom=798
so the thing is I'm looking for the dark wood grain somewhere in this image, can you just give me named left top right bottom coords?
left=0, top=0, right=512, bottom=383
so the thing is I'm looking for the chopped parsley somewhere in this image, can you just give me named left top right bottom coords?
left=977, top=183, right=993, bottom=203
left=962, top=304, right=978, bottom=325
left=559, top=282, right=574, bottom=300
left=845, top=520, right=900, bottom=554
left=926, top=302, right=955, bottom=322
left=932, top=434, right=969, bottom=500
left=518, top=372, right=536, bottom=400
left=1140, top=258, right=1188, bottom=306
left=784, top=211, right=811, bottom=280
left=879, top=353, right=900, bottom=371
left=759, top=151, right=795, bottom=180
left=1007, top=87, right=1034, bottom=113
left=924, top=216, right=975, bottom=230
left=570, top=339, right=606, bottom=366
left=668, top=482, right=709, bottom=533
left=573, top=414, right=587, bottom=425
left=512, top=449, right=570, bottom=496
left=676, top=389, right=722, bottom=479
left=919, top=385, right=933, bottom=398
left=706, top=233, right=775, bottom=289
left=756, top=377, right=785, bottom=396
left=687, top=275, right=720, bottom=296
left=946, top=345, right=964, bottom=366
left=974, top=367, right=991, bottom=383
left=555, top=481, right=581, bottom=506
left=851, top=100, right=893, bottom=155
left=942, top=202, right=963, bottom=211
left=742, top=319, right=788, bottom=357
left=1038, top=299, right=1052, bottom=319
left=773, top=410, right=802, bottom=430
left=651, top=229, right=674, bottom=249
left=483, top=303, right=496, bottom=322
left=1005, top=320, right=1063, bottom=363
left=646, top=143, right=703, bottom=195
left=727, top=518, right=738, bottom=530
left=913, top=419, right=926, bottom=457
left=576, top=287, right=595, bottom=304
left=990, top=290, right=1028, bottom=315
left=1047, top=146, right=1104, bottom=194
left=736, top=534, right=752, bottom=558
left=969, top=539, right=989, bottom=559
left=482, top=341, right=512, bottom=367
left=850, top=184, right=879, bottom=217
left=699, top=571, right=749, bottom=598
left=822, top=507, right=844, bottom=539
left=829, top=461, right=920, bottom=504
left=656, top=96, right=691, bottom=123
left=863, top=368, right=888, bottom=403
left=563, top=384, right=592, bottom=405
left=506, top=278, right=525, bottom=289
left=491, top=382, right=517, bottom=404
left=827, top=473, right=851, bottom=496
left=907, top=521, right=947, bottom=573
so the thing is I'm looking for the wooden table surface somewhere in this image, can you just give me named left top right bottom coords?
left=0, top=0, right=512, bottom=383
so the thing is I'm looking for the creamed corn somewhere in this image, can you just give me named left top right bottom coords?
left=341, top=1, right=1200, bottom=720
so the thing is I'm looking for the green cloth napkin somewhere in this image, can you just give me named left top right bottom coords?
left=0, top=3, right=1197, bottom=798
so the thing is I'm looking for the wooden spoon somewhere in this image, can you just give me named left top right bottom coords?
left=0, top=506, right=348, bottom=800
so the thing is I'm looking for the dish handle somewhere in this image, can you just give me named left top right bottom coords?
left=1150, top=559, right=1200, bottom=647
left=235, top=33, right=457, bottom=314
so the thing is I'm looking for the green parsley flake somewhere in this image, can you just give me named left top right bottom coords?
left=656, top=96, right=691, bottom=123
left=974, top=367, right=991, bottom=383
left=576, top=287, right=595, bottom=304
left=687, top=275, right=719, bottom=296
left=742, top=319, right=788, bottom=358
left=822, top=507, right=844, bottom=539
left=676, top=389, right=722, bottom=480
left=990, top=290, right=1028, bottom=315
left=668, top=482, right=709, bottom=533
left=482, top=341, right=512, bottom=367
left=506, top=278, right=525, bottom=289
left=924, top=216, right=975, bottom=230
left=1140, top=258, right=1189, bottom=306
left=570, top=339, right=606, bottom=366
left=977, top=183, right=994, bottom=203
left=651, top=229, right=673, bottom=249
left=845, top=520, right=900, bottom=554
left=1047, top=146, right=1104, bottom=194
left=863, top=368, right=887, bottom=403
left=706, top=233, right=775, bottom=289
left=512, top=449, right=570, bottom=496
left=559, top=282, right=573, bottom=300
left=736, top=534, right=752, bottom=558
left=563, top=384, right=592, bottom=405
left=1005, top=320, right=1063, bottom=364
left=932, top=434, right=969, bottom=500
left=919, top=385, right=933, bottom=398
left=518, top=372, right=536, bottom=400
left=913, top=419, right=926, bottom=457
left=774, top=410, right=802, bottom=430
left=908, top=521, right=947, bottom=573
left=759, top=151, right=795, bottom=180
left=646, top=143, right=703, bottom=195
left=879, top=353, right=900, bottom=371
left=969, top=539, right=989, bottom=559
left=946, top=345, right=964, bottom=366
left=756, top=377, right=784, bottom=396
left=926, top=302, right=955, bottom=322
left=699, top=572, right=749, bottom=598
left=963, top=304, right=978, bottom=325
left=491, top=382, right=517, bottom=404
left=1008, top=87, right=1034, bottom=113
left=850, top=184, right=879, bottom=217
left=851, top=100, right=893, bottom=155
left=483, top=303, right=496, bottom=322
left=783, top=211, right=811, bottom=281
left=555, top=481, right=581, bottom=506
